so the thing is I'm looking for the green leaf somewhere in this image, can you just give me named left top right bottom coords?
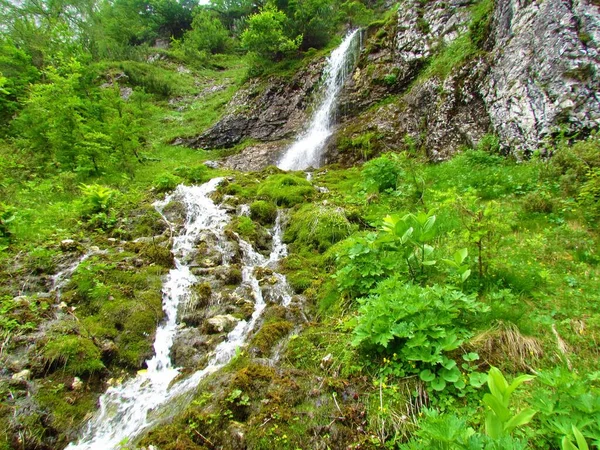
left=455, top=248, right=468, bottom=265
left=441, top=358, right=457, bottom=370
left=483, top=393, right=511, bottom=422
left=503, top=408, right=537, bottom=434
left=485, top=412, right=503, bottom=439
left=488, top=367, right=509, bottom=402
left=420, top=369, right=435, bottom=382
left=462, top=352, right=479, bottom=362
left=562, top=436, right=579, bottom=450
left=440, top=367, right=461, bottom=383
left=505, top=374, right=536, bottom=398
left=431, top=377, right=447, bottom=391
left=573, top=425, right=589, bottom=450
left=461, top=269, right=472, bottom=282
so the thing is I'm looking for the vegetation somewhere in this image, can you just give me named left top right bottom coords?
left=0, top=0, right=598, bottom=448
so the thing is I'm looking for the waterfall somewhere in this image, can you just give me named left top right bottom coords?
left=66, top=180, right=292, bottom=449
left=277, top=30, right=361, bottom=171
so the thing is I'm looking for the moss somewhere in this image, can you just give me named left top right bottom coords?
left=284, top=204, right=355, bottom=252
left=232, top=364, right=275, bottom=394
left=42, top=335, right=104, bottom=376
left=256, top=174, right=314, bottom=207
left=224, top=265, right=242, bottom=285
left=251, top=321, right=293, bottom=355
left=250, top=200, right=277, bottom=225
left=192, top=282, right=212, bottom=305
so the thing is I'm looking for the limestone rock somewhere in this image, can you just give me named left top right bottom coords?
left=12, top=369, right=31, bottom=381
left=205, top=315, right=240, bottom=334
left=60, top=239, right=80, bottom=252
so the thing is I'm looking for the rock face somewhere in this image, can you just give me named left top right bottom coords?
left=482, top=0, right=600, bottom=153
left=175, top=0, right=599, bottom=167
left=334, top=0, right=600, bottom=160
left=176, top=60, right=325, bottom=150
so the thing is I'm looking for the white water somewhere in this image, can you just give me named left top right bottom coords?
left=67, top=181, right=292, bottom=449
left=278, top=30, right=361, bottom=171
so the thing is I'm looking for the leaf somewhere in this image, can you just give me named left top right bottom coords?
left=462, top=352, right=479, bottom=362
left=485, top=412, right=503, bottom=439
left=441, top=358, right=457, bottom=370
left=420, top=369, right=435, bottom=382
left=503, top=408, right=537, bottom=434
left=431, top=377, right=447, bottom=391
left=488, top=367, right=509, bottom=403
left=440, top=367, right=461, bottom=383
left=455, top=248, right=468, bottom=265
left=562, top=437, right=579, bottom=450
left=573, top=425, right=589, bottom=450
left=482, top=393, right=511, bottom=422
left=505, top=374, right=536, bottom=398
left=461, top=269, right=472, bottom=282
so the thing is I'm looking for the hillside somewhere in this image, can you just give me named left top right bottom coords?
left=0, top=0, right=599, bottom=449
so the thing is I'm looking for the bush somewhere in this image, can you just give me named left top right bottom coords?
left=250, top=200, right=277, bottom=225
left=285, top=204, right=354, bottom=252
left=361, top=154, right=403, bottom=192
left=353, top=280, right=487, bottom=390
left=257, top=174, right=314, bottom=206
left=174, top=165, right=210, bottom=184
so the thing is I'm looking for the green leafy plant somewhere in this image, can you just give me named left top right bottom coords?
left=361, top=154, right=403, bottom=193
left=0, top=202, right=16, bottom=238
left=482, top=366, right=537, bottom=439
left=353, top=280, right=487, bottom=392
left=80, top=183, right=116, bottom=214
left=442, top=248, right=472, bottom=286
left=380, top=210, right=438, bottom=279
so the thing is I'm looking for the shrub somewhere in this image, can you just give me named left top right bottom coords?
left=80, top=184, right=117, bottom=215
left=174, top=165, right=210, bottom=184
left=361, top=154, right=402, bottom=192
left=250, top=200, right=277, bottom=225
left=353, top=280, right=487, bottom=391
left=257, top=174, right=314, bottom=206
left=0, top=202, right=15, bottom=238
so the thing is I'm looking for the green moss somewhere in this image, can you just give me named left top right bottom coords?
left=284, top=204, right=355, bottom=252
left=257, top=174, right=314, bottom=207
left=42, top=335, right=104, bottom=376
left=250, top=200, right=277, bottom=225
left=251, top=321, right=293, bottom=355
left=232, top=364, right=275, bottom=393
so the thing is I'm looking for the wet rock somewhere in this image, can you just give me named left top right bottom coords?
left=224, top=141, right=288, bottom=172
left=205, top=315, right=240, bottom=334
left=320, top=353, right=333, bottom=370
left=175, top=59, right=325, bottom=150
left=170, top=329, right=212, bottom=368
left=12, top=369, right=31, bottom=381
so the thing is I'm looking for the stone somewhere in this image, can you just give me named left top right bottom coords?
left=60, top=239, right=79, bottom=252
left=71, top=377, right=83, bottom=391
left=12, top=369, right=31, bottom=381
left=320, top=353, right=333, bottom=370
left=205, top=315, right=240, bottom=334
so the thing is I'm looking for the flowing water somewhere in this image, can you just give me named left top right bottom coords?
left=277, top=30, right=361, bottom=171
left=67, top=179, right=291, bottom=449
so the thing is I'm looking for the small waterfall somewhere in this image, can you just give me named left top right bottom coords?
left=278, top=30, right=361, bottom=171
left=67, top=182, right=292, bottom=449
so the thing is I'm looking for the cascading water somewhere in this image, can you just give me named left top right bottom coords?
left=67, top=180, right=292, bottom=449
left=278, top=30, right=361, bottom=171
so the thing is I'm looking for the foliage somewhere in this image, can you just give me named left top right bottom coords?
left=482, top=367, right=537, bottom=439
left=361, top=154, right=403, bottom=192
left=287, top=0, right=337, bottom=49
left=241, top=6, right=302, bottom=61
left=153, top=173, right=182, bottom=193
left=352, top=281, right=487, bottom=391
left=380, top=210, right=439, bottom=279
left=0, top=203, right=16, bottom=239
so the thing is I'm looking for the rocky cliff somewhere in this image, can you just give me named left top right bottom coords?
left=179, top=0, right=600, bottom=168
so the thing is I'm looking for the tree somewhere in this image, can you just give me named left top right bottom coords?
left=182, top=9, right=231, bottom=54
left=288, top=0, right=337, bottom=49
left=241, top=5, right=301, bottom=61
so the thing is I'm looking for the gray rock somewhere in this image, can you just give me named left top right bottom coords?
left=60, top=239, right=79, bottom=252
left=205, top=315, right=240, bottom=334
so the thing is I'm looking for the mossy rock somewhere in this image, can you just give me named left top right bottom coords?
left=285, top=204, right=355, bottom=252
left=41, top=335, right=104, bottom=376
left=250, top=321, right=293, bottom=356
left=232, top=364, right=275, bottom=394
left=256, top=174, right=314, bottom=207
left=250, top=200, right=277, bottom=225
